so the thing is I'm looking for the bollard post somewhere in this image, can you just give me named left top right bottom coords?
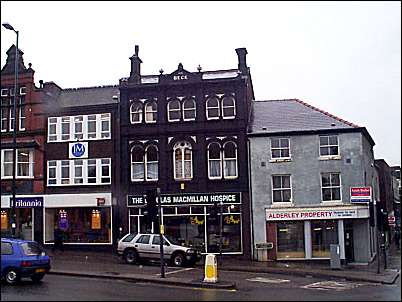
left=203, top=254, right=218, bottom=283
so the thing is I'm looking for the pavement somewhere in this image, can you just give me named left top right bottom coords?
left=45, top=244, right=400, bottom=290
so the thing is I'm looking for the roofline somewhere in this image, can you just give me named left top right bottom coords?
left=248, top=126, right=375, bottom=146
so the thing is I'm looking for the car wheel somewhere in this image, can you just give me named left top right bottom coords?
left=124, top=249, right=138, bottom=264
left=31, top=273, right=45, bottom=283
left=5, top=269, right=20, bottom=285
left=172, top=253, right=186, bottom=267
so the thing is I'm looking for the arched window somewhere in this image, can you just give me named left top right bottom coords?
left=145, top=145, right=158, bottom=181
left=206, top=97, right=220, bottom=120
left=145, top=101, right=157, bottom=123
left=183, top=98, right=196, bottom=121
left=173, top=141, right=192, bottom=180
left=130, top=102, right=143, bottom=124
left=222, top=96, right=236, bottom=119
left=208, top=142, right=222, bottom=179
left=223, top=141, right=238, bottom=179
left=168, top=99, right=181, bottom=122
left=131, top=145, right=144, bottom=181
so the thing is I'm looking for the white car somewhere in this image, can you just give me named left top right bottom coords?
left=117, top=233, right=202, bottom=267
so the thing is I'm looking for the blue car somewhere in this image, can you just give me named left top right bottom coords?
left=1, top=237, right=51, bottom=285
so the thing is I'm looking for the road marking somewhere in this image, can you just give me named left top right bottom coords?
left=156, top=267, right=194, bottom=276
left=301, top=280, right=364, bottom=291
left=246, top=277, right=290, bottom=284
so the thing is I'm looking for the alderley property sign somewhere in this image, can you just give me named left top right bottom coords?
left=266, top=206, right=369, bottom=221
left=350, top=187, right=371, bottom=203
left=127, top=192, right=241, bottom=207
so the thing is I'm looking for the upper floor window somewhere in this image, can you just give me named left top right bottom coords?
left=47, top=158, right=111, bottom=186
left=145, top=102, right=157, bottom=123
left=168, top=99, right=181, bottom=122
left=272, top=175, right=292, bottom=203
left=131, top=144, right=159, bottom=182
left=321, top=172, right=341, bottom=201
left=271, top=138, right=290, bottom=159
left=221, top=96, right=236, bottom=119
left=130, top=101, right=143, bottom=124
left=47, top=113, right=111, bottom=142
left=1, top=149, right=34, bottom=179
left=183, top=98, right=196, bottom=121
left=174, top=141, right=192, bottom=180
left=319, top=135, right=339, bottom=157
left=1, top=89, right=26, bottom=133
left=207, top=141, right=238, bottom=180
left=206, top=97, right=220, bottom=120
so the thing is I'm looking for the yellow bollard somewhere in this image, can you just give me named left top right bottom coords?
left=203, top=254, right=218, bottom=283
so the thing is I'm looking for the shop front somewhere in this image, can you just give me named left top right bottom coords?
left=127, top=192, right=243, bottom=254
left=264, top=205, right=372, bottom=263
left=1, top=195, right=43, bottom=241
left=43, top=193, right=113, bottom=245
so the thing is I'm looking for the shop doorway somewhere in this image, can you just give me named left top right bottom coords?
left=344, top=221, right=354, bottom=262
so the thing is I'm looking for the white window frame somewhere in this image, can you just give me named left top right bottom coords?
left=130, top=101, right=143, bottom=124
left=173, top=141, right=193, bottom=180
left=47, top=158, right=112, bottom=186
left=18, top=104, right=25, bottom=131
left=9, top=107, right=14, bottom=132
left=131, top=145, right=145, bottom=182
left=73, top=116, right=84, bottom=140
left=48, top=117, right=58, bottom=142
left=168, top=99, right=181, bottom=122
left=207, top=142, right=222, bottom=180
left=321, top=172, right=342, bottom=202
left=206, top=96, right=220, bottom=120
left=182, top=98, right=196, bottom=121
left=87, top=115, right=97, bottom=139
left=271, top=174, right=292, bottom=203
left=19, top=86, right=26, bottom=95
left=1, top=88, right=8, bottom=97
left=1, top=149, right=34, bottom=179
left=1, top=149, right=13, bottom=178
left=319, top=135, right=340, bottom=158
left=223, top=141, right=238, bottom=179
left=270, top=138, right=291, bottom=160
left=221, top=96, right=236, bottom=119
left=144, top=101, right=157, bottom=123
left=1, top=105, right=8, bottom=132
left=145, top=145, right=158, bottom=181
left=100, top=113, right=111, bottom=139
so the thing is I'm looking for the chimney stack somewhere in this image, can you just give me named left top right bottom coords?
left=235, top=47, right=248, bottom=74
left=129, top=45, right=142, bottom=84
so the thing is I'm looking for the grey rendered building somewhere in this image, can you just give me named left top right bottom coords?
left=248, top=99, right=380, bottom=264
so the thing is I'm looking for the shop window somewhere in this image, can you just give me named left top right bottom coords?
left=173, top=141, right=193, bottom=180
left=183, top=98, right=196, bottom=121
left=168, top=99, right=181, bottom=122
left=319, top=135, right=339, bottom=157
left=221, top=96, right=236, bottom=119
left=1, top=208, right=32, bottom=240
left=271, top=138, right=290, bottom=159
left=164, top=216, right=205, bottom=252
left=321, top=172, right=341, bottom=201
left=277, top=221, right=305, bottom=259
left=44, top=207, right=111, bottom=244
left=130, top=101, right=143, bottom=124
left=206, top=96, right=220, bottom=120
left=311, top=220, right=338, bottom=258
left=272, top=175, right=292, bottom=203
left=145, top=101, right=157, bottom=123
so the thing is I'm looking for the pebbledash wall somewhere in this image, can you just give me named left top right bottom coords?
left=248, top=99, right=379, bottom=264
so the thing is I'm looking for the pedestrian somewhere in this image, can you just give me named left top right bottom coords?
left=394, top=230, right=400, bottom=250
left=53, top=225, right=64, bottom=252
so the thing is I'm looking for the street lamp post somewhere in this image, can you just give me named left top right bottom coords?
left=2, top=22, right=19, bottom=237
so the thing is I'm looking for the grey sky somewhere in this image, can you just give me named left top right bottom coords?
left=1, top=1, right=400, bottom=166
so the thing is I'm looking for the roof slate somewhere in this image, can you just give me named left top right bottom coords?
left=58, top=85, right=120, bottom=107
left=250, top=99, right=359, bottom=134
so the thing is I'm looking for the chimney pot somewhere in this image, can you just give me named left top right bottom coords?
left=235, top=47, right=248, bottom=74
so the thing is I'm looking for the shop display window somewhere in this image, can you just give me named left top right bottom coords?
left=311, top=220, right=338, bottom=258
left=44, top=207, right=111, bottom=244
left=0, top=208, right=32, bottom=240
left=276, top=221, right=305, bottom=258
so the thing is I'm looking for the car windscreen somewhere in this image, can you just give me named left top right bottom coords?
left=164, top=235, right=181, bottom=246
left=20, top=242, right=44, bottom=256
left=122, top=233, right=137, bottom=242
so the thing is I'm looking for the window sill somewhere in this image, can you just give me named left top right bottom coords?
left=270, top=202, right=295, bottom=208
left=269, top=158, right=292, bottom=163
left=319, top=155, right=341, bottom=161
left=320, top=200, right=344, bottom=205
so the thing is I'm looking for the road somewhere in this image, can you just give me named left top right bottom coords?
left=1, top=271, right=400, bottom=301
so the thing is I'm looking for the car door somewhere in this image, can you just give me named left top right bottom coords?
left=1, top=241, right=16, bottom=276
left=134, top=235, right=152, bottom=259
left=151, top=235, right=171, bottom=261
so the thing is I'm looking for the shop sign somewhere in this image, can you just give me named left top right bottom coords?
left=127, top=192, right=241, bottom=207
left=69, top=142, right=88, bottom=159
left=388, top=216, right=396, bottom=227
left=11, top=197, right=43, bottom=208
left=350, top=187, right=371, bottom=203
left=266, top=207, right=367, bottom=221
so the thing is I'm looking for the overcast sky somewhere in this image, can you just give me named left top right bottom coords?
left=1, top=1, right=401, bottom=166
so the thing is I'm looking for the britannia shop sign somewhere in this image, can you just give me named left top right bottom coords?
left=11, top=197, right=43, bottom=208
left=266, top=206, right=369, bottom=221
left=127, top=192, right=241, bottom=207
